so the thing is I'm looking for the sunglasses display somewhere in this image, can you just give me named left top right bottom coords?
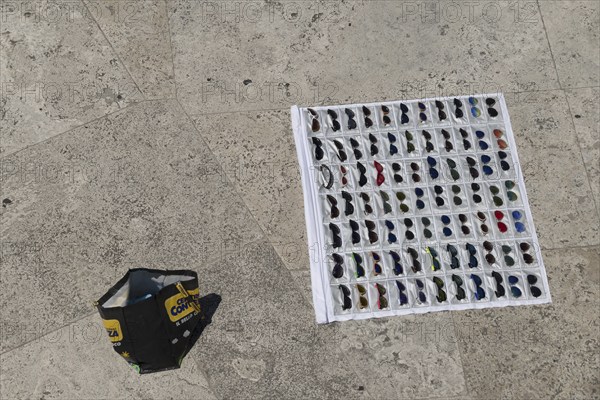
left=293, top=94, right=549, bottom=323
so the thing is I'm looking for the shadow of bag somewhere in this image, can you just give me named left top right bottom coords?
left=96, top=268, right=202, bottom=374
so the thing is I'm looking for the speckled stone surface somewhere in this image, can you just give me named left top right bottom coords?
left=168, top=0, right=559, bottom=114
left=1, top=0, right=599, bottom=398
left=0, top=0, right=144, bottom=156
left=539, top=1, right=600, bottom=88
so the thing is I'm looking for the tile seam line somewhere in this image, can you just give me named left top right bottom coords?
left=536, top=0, right=600, bottom=220
left=0, top=311, right=96, bottom=356
left=173, top=98, right=370, bottom=396
left=0, top=99, right=171, bottom=161
left=80, top=0, right=146, bottom=101
left=179, top=85, right=600, bottom=118
left=163, top=0, right=179, bottom=101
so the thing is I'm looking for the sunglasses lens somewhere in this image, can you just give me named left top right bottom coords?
left=504, top=256, right=515, bottom=266
left=523, top=253, right=534, bottom=264
left=497, top=222, right=508, bottom=233
left=485, top=254, right=496, bottom=264
left=508, top=191, right=518, bottom=201
left=397, top=192, right=406, bottom=201
left=333, top=264, right=344, bottom=278
left=312, top=118, right=320, bottom=132
left=531, top=287, right=542, bottom=298
left=520, top=242, right=531, bottom=252
left=400, top=204, right=409, bottom=213
left=469, top=255, right=478, bottom=268
left=510, top=286, right=522, bottom=298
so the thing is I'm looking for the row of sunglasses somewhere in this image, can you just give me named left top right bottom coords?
left=335, top=271, right=544, bottom=312
left=322, top=181, right=522, bottom=217
left=327, top=209, right=528, bottom=247
left=318, top=155, right=513, bottom=190
left=310, top=128, right=510, bottom=160
left=306, top=97, right=503, bottom=133
left=328, top=241, right=537, bottom=279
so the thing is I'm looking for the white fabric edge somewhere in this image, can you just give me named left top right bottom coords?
left=291, top=106, right=330, bottom=323
left=291, top=93, right=552, bottom=324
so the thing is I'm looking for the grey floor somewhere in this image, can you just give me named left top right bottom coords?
left=1, top=1, right=599, bottom=399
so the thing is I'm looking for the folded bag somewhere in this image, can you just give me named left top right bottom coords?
left=96, top=268, right=202, bottom=374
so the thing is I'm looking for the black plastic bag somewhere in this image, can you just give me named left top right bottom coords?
left=96, top=268, right=201, bottom=374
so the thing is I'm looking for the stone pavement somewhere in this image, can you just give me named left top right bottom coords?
left=1, top=1, right=598, bottom=399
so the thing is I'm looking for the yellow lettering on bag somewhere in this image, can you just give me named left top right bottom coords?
left=102, top=319, right=123, bottom=342
left=165, top=288, right=200, bottom=322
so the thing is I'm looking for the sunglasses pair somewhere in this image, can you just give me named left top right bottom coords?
left=332, top=253, right=344, bottom=278
left=396, top=280, right=409, bottom=305
left=339, top=284, right=352, bottom=310
left=349, top=138, right=363, bottom=160
left=369, top=133, right=379, bottom=156
left=372, top=252, right=383, bottom=275
left=486, top=98, right=499, bottom=118
left=405, top=130, right=416, bottom=153
left=312, top=137, right=324, bottom=161
left=435, top=100, right=447, bottom=121
left=433, top=185, right=445, bottom=207
left=353, top=252, right=365, bottom=278
left=415, top=279, right=427, bottom=303
left=492, top=271, right=505, bottom=297
left=410, top=162, right=421, bottom=183
left=357, top=162, right=367, bottom=187
left=403, top=218, right=416, bottom=240
left=427, top=156, right=440, bottom=180
left=475, top=129, right=489, bottom=150
left=520, top=242, right=535, bottom=264
left=512, top=210, right=526, bottom=233
left=345, top=108, right=357, bottom=130
left=469, top=97, right=481, bottom=118
left=418, top=102, right=428, bottom=122
left=493, top=128, right=508, bottom=150
left=327, top=195, right=339, bottom=219
left=470, top=273, right=486, bottom=300
left=457, top=213, right=471, bottom=235
left=482, top=240, right=497, bottom=265
left=365, top=220, right=379, bottom=244
left=471, top=183, right=484, bottom=205
left=396, top=191, right=410, bottom=213
left=392, top=162, right=403, bottom=183
left=399, top=103, right=410, bottom=124
left=433, top=276, right=447, bottom=302
left=390, top=250, right=403, bottom=275
left=466, top=156, right=480, bottom=179
left=453, top=98, right=465, bottom=119
left=507, top=275, right=522, bottom=298
left=459, top=128, right=472, bottom=150
left=328, top=109, right=341, bottom=132
left=527, top=274, right=542, bottom=298
left=451, top=184, right=464, bottom=205
left=308, top=108, right=320, bottom=132
left=494, top=210, right=509, bottom=233
left=333, top=140, right=347, bottom=162
left=498, top=150, right=511, bottom=171
left=349, top=220, right=361, bottom=245
left=426, top=246, right=441, bottom=271
left=447, top=244, right=460, bottom=269
left=489, top=185, right=504, bottom=207
left=356, top=284, right=369, bottom=309
left=363, top=106, right=374, bottom=128
left=503, top=181, right=518, bottom=203
left=407, top=247, right=421, bottom=273
left=376, top=282, right=389, bottom=309
left=329, top=223, right=342, bottom=248
left=440, top=214, right=453, bottom=237
left=480, top=154, right=494, bottom=176
left=320, top=165, right=334, bottom=189
left=421, top=216, right=433, bottom=239
left=381, top=105, right=392, bottom=126
left=422, top=130, right=435, bottom=153
left=466, top=243, right=479, bottom=268
left=446, top=158, right=460, bottom=181
left=384, top=220, right=397, bottom=244
left=341, top=191, right=355, bottom=216
left=374, top=160, right=385, bottom=186
left=414, top=187, right=426, bottom=210
left=360, top=192, right=373, bottom=214
left=452, top=274, right=466, bottom=300
left=388, top=132, right=399, bottom=156
left=440, top=129, right=454, bottom=152
left=380, top=191, right=392, bottom=214
left=475, top=210, right=490, bottom=235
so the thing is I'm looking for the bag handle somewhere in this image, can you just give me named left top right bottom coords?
left=175, top=282, right=201, bottom=313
